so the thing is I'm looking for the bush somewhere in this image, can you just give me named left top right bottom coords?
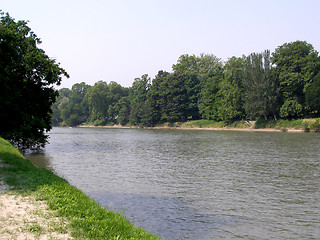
left=253, top=119, right=277, bottom=129
left=310, top=118, right=320, bottom=131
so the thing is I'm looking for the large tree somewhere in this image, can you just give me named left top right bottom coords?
left=243, top=50, right=279, bottom=120
left=173, top=54, right=222, bottom=120
left=198, top=66, right=224, bottom=120
left=217, top=57, right=245, bottom=121
left=59, top=82, right=90, bottom=127
left=306, top=72, right=320, bottom=115
left=0, top=12, right=69, bottom=149
left=85, top=81, right=110, bottom=124
left=128, top=74, right=151, bottom=125
left=272, top=41, right=320, bottom=118
left=147, top=70, right=189, bottom=123
left=148, top=70, right=170, bottom=125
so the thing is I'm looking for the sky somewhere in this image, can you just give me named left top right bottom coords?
left=1, top=0, right=320, bottom=89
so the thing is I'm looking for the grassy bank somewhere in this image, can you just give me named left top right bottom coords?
left=0, top=137, right=160, bottom=240
left=179, top=119, right=251, bottom=129
left=178, top=118, right=320, bottom=131
left=252, top=118, right=320, bottom=131
left=78, top=118, right=320, bottom=132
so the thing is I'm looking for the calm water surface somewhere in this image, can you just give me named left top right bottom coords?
left=28, top=127, right=320, bottom=239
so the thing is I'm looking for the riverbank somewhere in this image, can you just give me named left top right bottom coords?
left=78, top=119, right=320, bottom=133
left=0, top=137, right=159, bottom=240
left=79, top=125, right=304, bottom=132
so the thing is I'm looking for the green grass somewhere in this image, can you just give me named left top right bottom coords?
left=172, top=118, right=320, bottom=131
left=254, top=118, right=320, bottom=131
left=0, top=137, right=160, bottom=240
left=85, top=119, right=115, bottom=127
left=180, top=119, right=251, bottom=129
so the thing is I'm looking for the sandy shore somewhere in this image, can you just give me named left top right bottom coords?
left=0, top=193, right=73, bottom=240
left=0, top=158, right=73, bottom=239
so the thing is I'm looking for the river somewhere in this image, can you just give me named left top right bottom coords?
left=27, top=127, right=320, bottom=239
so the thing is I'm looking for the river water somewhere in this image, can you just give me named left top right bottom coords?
left=28, top=127, right=320, bottom=239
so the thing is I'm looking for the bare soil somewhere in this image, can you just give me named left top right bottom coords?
left=0, top=193, right=73, bottom=240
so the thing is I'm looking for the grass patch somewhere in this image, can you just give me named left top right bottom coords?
left=302, top=118, right=320, bottom=132
left=253, top=118, right=320, bottom=131
left=253, top=119, right=278, bottom=129
left=0, top=137, right=160, bottom=240
left=85, top=120, right=115, bottom=127
left=180, top=118, right=320, bottom=131
left=274, top=119, right=304, bottom=130
left=27, top=223, right=42, bottom=233
left=181, top=120, right=251, bottom=129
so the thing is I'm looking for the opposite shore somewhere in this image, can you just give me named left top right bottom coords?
left=78, top=124, right=306, bottom=132
left=76, top=119, right=320, bottom=133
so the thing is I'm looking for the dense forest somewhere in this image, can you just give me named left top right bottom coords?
left=52, top=41, right=320, bottom=127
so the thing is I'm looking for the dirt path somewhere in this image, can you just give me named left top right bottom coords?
left=0, top=194, right=73, bottom=240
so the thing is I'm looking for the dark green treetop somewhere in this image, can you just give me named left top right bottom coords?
left=272, top=40, right=320, bottom=118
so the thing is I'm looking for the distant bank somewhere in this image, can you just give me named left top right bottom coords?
left=77, top=119, right=320, bottom=133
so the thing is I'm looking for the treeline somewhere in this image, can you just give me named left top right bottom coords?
left=52, top=41, right=320, bottom=127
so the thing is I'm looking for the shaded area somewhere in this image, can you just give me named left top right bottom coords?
left=89, top=192, right=241, bottom=240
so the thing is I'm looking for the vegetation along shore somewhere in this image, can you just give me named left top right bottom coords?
left=77, top=119, right=320, bottom=133
left=0, top=137, right=160, bottom=240
left=1, top=10, right=319, bottom=240
left=53, top=41, right=320, bottom=130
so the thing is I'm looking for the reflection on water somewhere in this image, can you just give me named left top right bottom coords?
left=25, top=151, right=53, bottom=170
left=28, top=127, right=320, bottom=240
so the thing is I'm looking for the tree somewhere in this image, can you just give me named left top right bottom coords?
left=272, top=41, right=320, bottom=118
left=162, top=72, right=188, bottom=122
left=58, top=82, right=90, bottom=126
left=52, top=88, right=72, bottom=125
left=148, top=70, right=170, bottom=124
left=0, top=12, right=69, bottom=149
left=198, top=66, right=224, bottom=120
left=217, top=57, right=245, bottom=120
left=107, top=81, right=129, bottom=122
left=85, top=81, right=110, bottom=124
left=129, top=74, right=151, bottom=125
left=112, top=96, right=131, bottom=125
left=243, top=50, right=279, bottom=120
left=173, top=54, right=222, bottom=119
left=306, top=72, right=320, bottom=115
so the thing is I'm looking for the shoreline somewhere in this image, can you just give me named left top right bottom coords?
left=77, top=124, right=307, bottom=132
left=0, top=138, right=160, bottom=239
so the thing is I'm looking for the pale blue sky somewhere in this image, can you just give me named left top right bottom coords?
left=2, top=0, right=320, bottom=88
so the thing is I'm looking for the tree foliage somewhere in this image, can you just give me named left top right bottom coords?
left=54, top=82, right=90, bottom=127
left=0, top=12, right=68, bottom=149
left=243, top=50, right=279, bottom=120
left=5, top=12, right=319, bottom=147
left=53, top=41, right=320, bottom=128
left=306, top=72, right=320, bottom=114
left=272, top=41, right=320, bottom=118
left=217, top=57, right=245, bottom=120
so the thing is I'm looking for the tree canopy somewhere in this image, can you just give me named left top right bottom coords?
left=0, top=12, right=69, bottom=149
left=272, top=41, right=320, bottom=118
left=3, top=12, right=319, bottom=149
left=51, top=40, right=320, bottom=127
